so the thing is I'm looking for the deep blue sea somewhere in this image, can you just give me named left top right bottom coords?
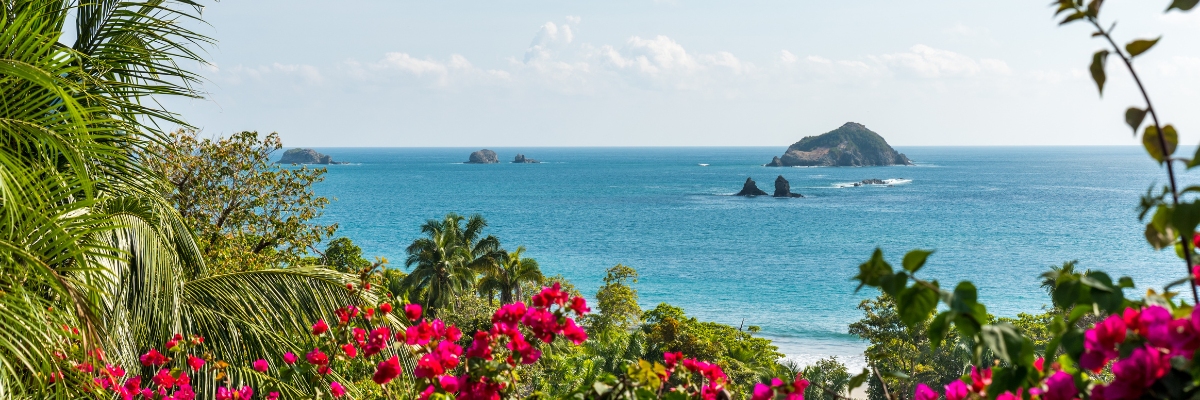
left=308, top=146, right=1189, bottom=368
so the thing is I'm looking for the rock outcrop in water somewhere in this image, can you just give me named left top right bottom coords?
left=512, top=154, right=540, bottom=163
left=278, top=148, right=345, bottom=164
left=467, top=149, right=499, bottom=164
left=766, top=122, right=912, bottom=167
left=773, top=176, right=803, bottom=198
left=735, top=177, right=769, bottom=196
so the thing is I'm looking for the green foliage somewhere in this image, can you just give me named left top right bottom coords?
left=143, top=129, right=337, bottom=273
left=401, top=213, right=502, bottom=317
left=848, top=295, right=969, bottom=400
left=478, top=246, right=545, bottom=304
left=642, top=303, right=785, bottom=395
left=800, top=358, right=851, bottom=400
left=322, top=237, right=374, bottom=273
left=786, top=123, right=899, bottom=158
left=588, top=264, right=644, bottom=334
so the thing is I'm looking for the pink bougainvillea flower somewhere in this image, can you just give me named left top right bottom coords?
left=562, top=318, right=588, bottom=345
left=373, top=355, right=403, bottom=385
left=522, top=308, right=560, bottom=343
left=379, top=303, right=393, bottom=314
left=318, top=365, right=332, bottom=375
left=944, top=380, right=969, bottom=400
left=282, top=352, right=297, bottom=365
left=267, top=392, right=280, bottom=400
left=664, top=351, right=683, bottom=370
left=1082, top=314, right=1128, bottom=371
left=1040, top=371, right=1079, bottom=400
left=466, top=331, right=494, bottom=360
left=407, top=321, right=435, bottom=346
left=152, top=368, right=175, bottom=387
left=139, top=348, right=168, bottom=366
left=353, top=327, right=367, bottom=347
left=121, top=376, right=143, bottom=399
left=570, top=296, right=591, bottom=315
left=440, top=375, right=460, bottom=393
left=1034, top=357, right=1044, bottom=372
left=364, top=326, right=391, bottom=357
left=914, top=384, right=938, bottom=400
left=970, top=366, right=992, bottom=394
left=414, top=353, right=446, bottom=378
left=330, top=381, right=347, bottom=398
left=1095, top=345, right=1170, bottom=400
left=306, top=348, right=329, bottom=365
left=996, top=388, right=1023, bottom=400
left=175, top=384, right=196, bottom=400
left=311, top=319, right=329, bottom=336
left=751, top=383, right=773, bottom=400
left=252, top=359, right=269, bottom=373
left=185, top=354, right=205, bottom=371
left=418, top=385, right=435, bottom=400
left=341, top=343, right=358, bottom=358
left=405, top=304, right=423, bottom=321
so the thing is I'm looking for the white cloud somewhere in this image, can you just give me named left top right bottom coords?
left=873, top=44, right=1010, bottom=78
left=565, top=15, right=581, bottom=24
left=779, top=50, right=798, bottom=64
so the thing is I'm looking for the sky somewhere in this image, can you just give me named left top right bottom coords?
left=162, top=0, right=1200, bottom=147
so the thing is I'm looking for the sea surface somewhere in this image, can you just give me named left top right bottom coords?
left=308, top=146, right=1191, bottom=369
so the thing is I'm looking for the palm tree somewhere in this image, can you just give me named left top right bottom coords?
left=401, top=213, right=501, bottom=316
left=478, top=246, right=545, bottom=304
left=1, top=1, right=379, bottom=397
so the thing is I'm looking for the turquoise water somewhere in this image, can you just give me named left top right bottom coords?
left=309, top=146, right=1187, bottom=368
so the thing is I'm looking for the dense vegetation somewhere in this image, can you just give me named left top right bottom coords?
left=3, top=0, right=1199, bottom=399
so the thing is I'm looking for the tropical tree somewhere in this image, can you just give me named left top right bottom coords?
left=478, top=246, right=545, bottom=304
left=587, top=264, right=643, bottom=334
left=401, top=213, right=501, bottom=316
left=0, top=1, right=371, bottom=397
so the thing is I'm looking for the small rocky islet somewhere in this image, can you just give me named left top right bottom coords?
left=277, top=148, right=347, bottom=165
left=464, top=149, right=541, bottom=164
left=765, top=122, right=912, bottom=167
left=735, top=176, right=803, bottom=198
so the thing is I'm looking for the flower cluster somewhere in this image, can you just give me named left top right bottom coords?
left=750, top=374, right=808, bottom=400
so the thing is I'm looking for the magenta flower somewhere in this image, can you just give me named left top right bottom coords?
left=341, top=343, right=358, bottom=358
left=363, top=326, right=391, bottom=357
left=1041, top=371, right=1079, bottom=400
left=306, top=348, right=329, bottom=365
left=139, top=348, right=168, bottom=366
left=311, top=319, right=329, bottom=336
left=186, top=354, right=205, bottom=371
left=330, top=381, right=347, bottom=398
left=373, top=355, right=403, bottom=385
left=439, top=375, right=460, bottom=392
left=944, top=380, right=969, bottom=400
left=914, top=384, right=938, bottom=400
left=267, top=392, right=280, bottom=400
left=751, top=383, right=773, bottom=400
left=283, top=351, right=298, bottom=365
left=252, top=359, right=269, bottom=373
left=151, top=368, right=175, bottom=388
left=405, top=304, right=423, bottom=321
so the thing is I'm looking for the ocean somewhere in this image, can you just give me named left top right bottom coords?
left=308, top=146, right=1187, bottom=369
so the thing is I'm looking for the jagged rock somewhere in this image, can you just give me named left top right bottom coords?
left=773, top=175, right=804, bottom=198
left=765, top=122, right=913, bottom=167
left=512, top=154, right=540, bottom=163
left=467, top=149, right=499, bottom=164
left=735, top=177, right=769, bottom=196
left=277, top=148, right=345, bottom=164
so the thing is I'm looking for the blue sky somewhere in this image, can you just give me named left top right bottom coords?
left=163, top=0, right=1200, bottom=147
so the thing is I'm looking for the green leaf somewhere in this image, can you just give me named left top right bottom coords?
left=1125, top=107, right=1147, bottom=134
left=1118, top=276, right=1135, bottom=289
left=847, top=369, right=871, bottom=391
left=1171, top=201, right=1200, bottom=239
left=1052, top=275, right=1081, bottom=311
left=1053, top=0, right=1075, bottom=15
left=1090, top=50, right=1109, bottom=95
left=879, top=271, right=909, bottom=297
left=902, top=249, right=934, bottom=273
left=1060, top=11, right=1087, bottom=25
left=1188, top=146, right=1200, bottom=169
left=853, top=248, right=893, bottom=292
left=1143, top=124, right=1178, bottom=163
left=897, top=285, right=939, bottom=327
left=928, top=311, right=954, bottom=349
left=1084, top=272, right=1124, bottom=313
left=1086, top=0, right=1103, bottom=17
left=1126, top=37, right=1161, bottom=58
left=1168, top=0, right=1199, bottom=11
left=981, top=323, right=1031, bottom=364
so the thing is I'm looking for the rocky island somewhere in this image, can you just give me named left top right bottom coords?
left=277, top=148, right=346, bottom=165
left=512, top=154, right=540, bottom=163
left=765, top=122, right=912, bottom=167
left=466, top=149, right=499, bottom=164
left=734, top=177, right=769, bottom=196
left=773, top=176, right=803, bottom=198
